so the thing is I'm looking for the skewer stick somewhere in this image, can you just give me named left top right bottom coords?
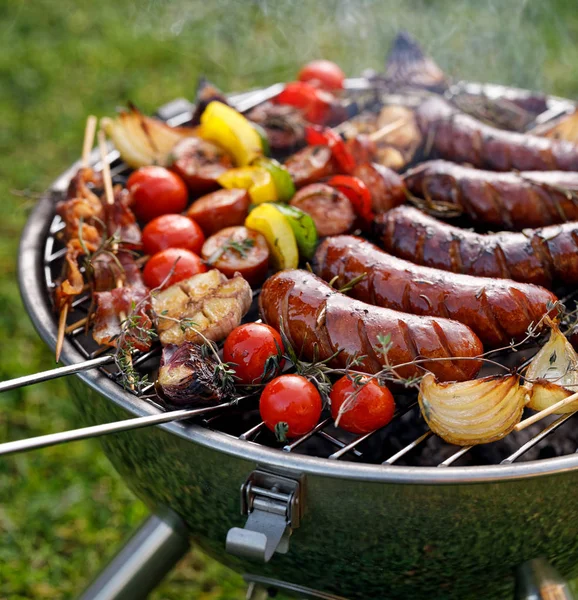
left=55, top=116, right=99, bottom=362
left=368, top=118, right=405, bottom=142
left=0, top=401, right=236, bottom=457
left=82, top=115, right=98, bottom=169
left=55, top=304, right=69, bottom=362
left=65, top=316, right=88, bottom=334
left=98, top=130, right=115, bottom=206
left=0, top=355, right=114, bottom=394
left=515, top=391, right=578, bottom=432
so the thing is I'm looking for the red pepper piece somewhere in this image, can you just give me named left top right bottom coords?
left=326, top=175, right=375, bottom=225
left=305, top=125, right=356, bottom=174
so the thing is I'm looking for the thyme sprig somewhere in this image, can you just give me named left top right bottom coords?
left=205, top=236, right=255, bottom=265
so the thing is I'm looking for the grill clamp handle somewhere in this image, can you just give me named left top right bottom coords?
left=226, top=469, right=304, bottom=563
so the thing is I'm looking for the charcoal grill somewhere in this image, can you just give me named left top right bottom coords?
left=8, top=79, right=578, bottom=600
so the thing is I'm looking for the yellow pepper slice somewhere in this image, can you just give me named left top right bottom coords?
left=218, top=167, right=277, bottom=204
left=245, top=203, right=299, bottom=270
left=200, top=101, right=263, bottom=166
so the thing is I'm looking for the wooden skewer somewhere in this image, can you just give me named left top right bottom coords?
left=82, top=116, right=97, bottom=170
left=55, top=116, right=99, bottom=362
left=65, top=316, right=88, bottom=334
left=55, top=304, right=69, bottom=362
left=515, top=391, right=578, bottom=432
left=368, top=118, right=405, bottom=142
left=98, top=129, right=135, bottom=388
left=98, top=130, right=115, bottom=206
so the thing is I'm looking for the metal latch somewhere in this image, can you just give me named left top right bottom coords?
left=226, top=469, right=304, bottom=563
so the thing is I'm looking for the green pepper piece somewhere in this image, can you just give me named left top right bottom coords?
left=273, top=203, right=318, bottom=260
left=251, top=123, right=271, bottom=157
left=254, top=157, right=296, bottom=202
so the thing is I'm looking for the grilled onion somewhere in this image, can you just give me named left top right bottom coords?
left=529, top=109, right=578, bottom=143
left=418, top=373, right=530, bottom=446
left=526, top=326, right=578, bottom=413
left=101, top=105, right=197, bottom=168
left=156, top=342, right=233, bottom=407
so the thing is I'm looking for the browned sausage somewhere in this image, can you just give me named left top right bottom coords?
left=352, top=162, right=407, bottom=214
left=202, top=226, right=269, bottom=286
left=284, top=145, right=337, bottom=188
left=290, top=183, right=355, bottom=237
left=376, top=205, right=578, bottom=289
left=416, top=97, right=578, bottom=171
left=404, top=160, right=578, bottom=229
left=259, top=269, right=483, bottom=382
left=313, top=235, right=558, bottom=348
left=169, top=137, right=233, bottom=195
left=187, top=189, right=250, bottom=237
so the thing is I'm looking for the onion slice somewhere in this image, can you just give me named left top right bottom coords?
left=526, top=325, right=578, bottom=413
left=418, top=373, right=530, bottom=446
left=101, top=106, right=198, bottom=168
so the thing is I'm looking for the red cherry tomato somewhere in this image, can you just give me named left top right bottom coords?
left=223, top=323, right=285, bottom=385
left=326, top=175, right=375, bottom=224
left=275, top=81, right=332, bottom=125
left=330, top=376, right=395, bottom=434
left=260, top=374, right=322, bottom=441
left=127, top=166, right=188, bottom=223
left=298, top=59, right=345, bottom=91
left=143, top=248, right=206, bottom=289
left=142, top=214, right=205, bottom=256
left=305, top=125, right=356, bottom=174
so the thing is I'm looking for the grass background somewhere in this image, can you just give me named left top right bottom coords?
left=2, top=1, right=578, bottom=598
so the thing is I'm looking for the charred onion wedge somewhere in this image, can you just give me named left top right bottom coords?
left=101, top=105, right=197, bottom=168
left=418, top=373, right=530, bottom=446
left=526, top=325, right=578, bottom=413
left=157, top=342, right=234, bottom=407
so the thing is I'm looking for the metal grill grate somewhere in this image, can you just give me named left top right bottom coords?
left=32, top=82, right=578, bottom=468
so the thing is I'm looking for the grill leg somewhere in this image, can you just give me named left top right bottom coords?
left=78, top=512, right=190, bottom=600
left=514, top=558, right=575, bottom=600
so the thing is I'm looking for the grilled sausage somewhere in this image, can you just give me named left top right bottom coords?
left=284, top=145, right=337, bottom=188
left=352, top=163, right=407, bottom=214
left=187, top=189, right=250, bottom=237
left=170, top=137, right=232, bottom=195
left=259, top=270, right=483, bottom=382
left=416, top=97, right=578, bottom=172
left=376, top=205, right=578, bottom=289
left=404, top=160, right=578, bottom=229
left=313, top=235, right=558, bottom=348
left=290, top=183, right=355, bottom=236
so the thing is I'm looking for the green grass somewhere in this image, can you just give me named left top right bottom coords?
left=2, top=0, right=578, bottom=597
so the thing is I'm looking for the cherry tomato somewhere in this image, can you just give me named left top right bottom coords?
left=223, top=323, right=284, bottom=385
left=142, top=214, right=205, bottom=256
left=143, top=248, right=206, bottom=289
left=330, top=376, right=395, bottom=435
left=298, top=59, right=345, bottom=91
left=260, top=374, right=322, bottom=440
left=127, top=166, right=188, bottom=223
left=305, top=125, right=356, bottom=174
left=326, top=175, right=375, bottom=224
left=275, top=81, right=332, bottom=125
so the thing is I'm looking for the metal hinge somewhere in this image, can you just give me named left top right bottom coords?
left=226, top=469, right=304, bottom=563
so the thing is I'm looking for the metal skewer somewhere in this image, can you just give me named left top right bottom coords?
left=0, top=355, right=114, bottom=393
left=0, top=400, right=236, bottom=457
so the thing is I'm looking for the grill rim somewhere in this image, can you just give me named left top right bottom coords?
left=18, top=83, right=578, bottom=485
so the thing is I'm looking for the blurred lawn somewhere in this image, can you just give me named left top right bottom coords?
left=2, top=1, right=578, bottom=598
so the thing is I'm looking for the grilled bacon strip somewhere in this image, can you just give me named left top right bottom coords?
left=404, top=160, right=578, bottom=229
left=376, top=205, right=578, bottom=289
left=259, top=270, right=483, bottom=382
left=416, top=97, right=578, bottom=172
left=313, top=235, right=558, bottom=348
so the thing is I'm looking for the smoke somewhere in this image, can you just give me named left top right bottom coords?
left=115, top=0, right=577, bottom=98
